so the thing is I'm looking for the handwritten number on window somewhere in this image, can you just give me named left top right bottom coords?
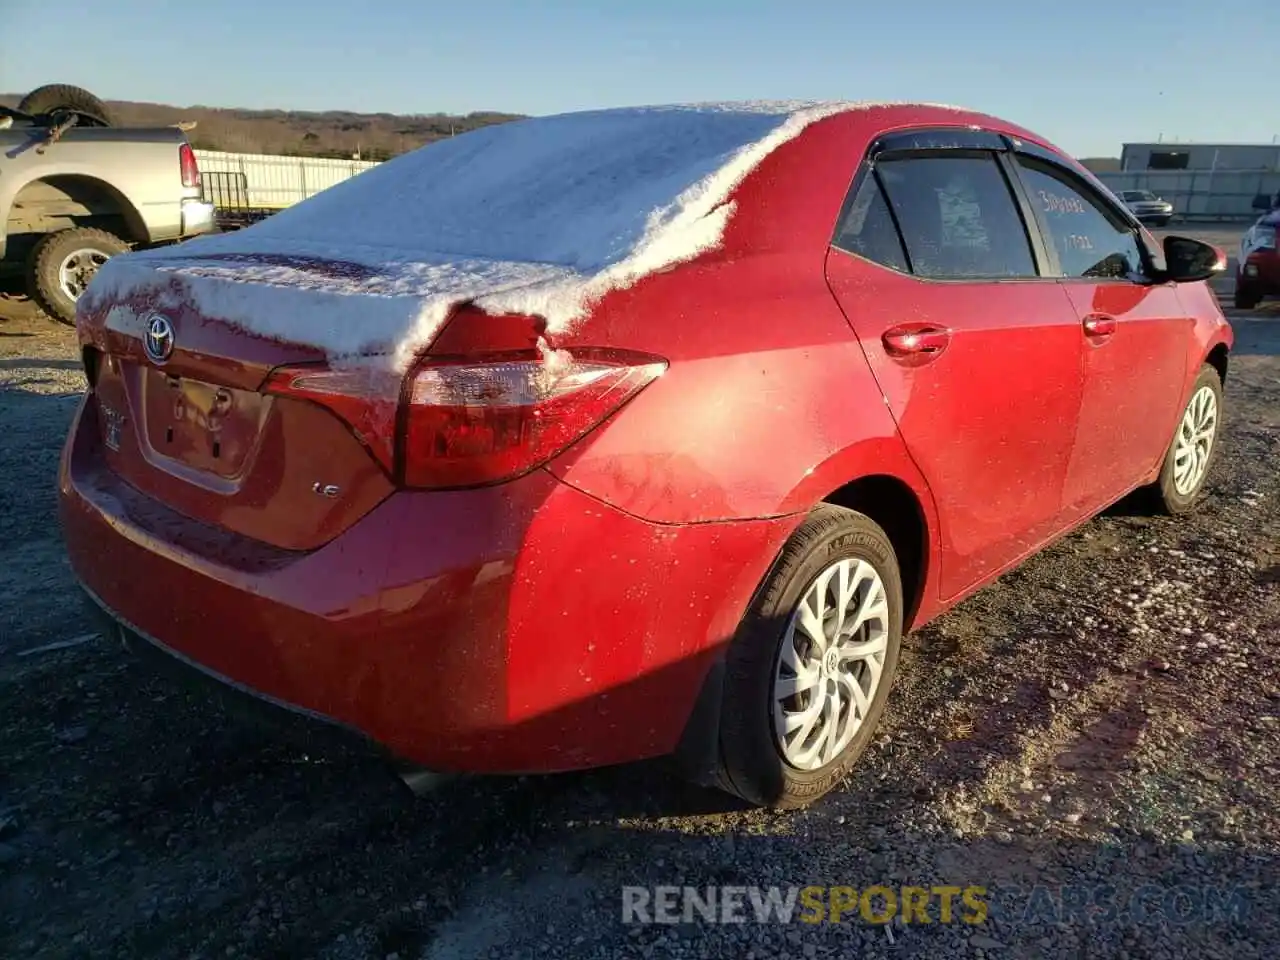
left=1037, top=190, right=1086, bottom=216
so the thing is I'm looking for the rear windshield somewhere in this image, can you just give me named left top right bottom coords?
left=1122, top=191, right=1154, bottom=201
left=240, top=106, right=805, bottom=271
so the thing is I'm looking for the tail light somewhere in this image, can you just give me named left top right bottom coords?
left=179, top=142, right=201, bottom=190
left=266, top=348, right=665, bottom=489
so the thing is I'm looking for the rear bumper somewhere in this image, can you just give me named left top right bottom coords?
left=180, top=199, right=216, bottom=237
left=81, top=587, right=388, bottom=761
left=60, top=395, right=793, bottom=773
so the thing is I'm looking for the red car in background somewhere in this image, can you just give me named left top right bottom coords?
left=60, top=103, right=1232, bottom=809
left=1236, top=210, right=1280, bottom=308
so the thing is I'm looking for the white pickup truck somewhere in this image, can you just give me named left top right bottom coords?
left=0, top=84, right=216, bottom=324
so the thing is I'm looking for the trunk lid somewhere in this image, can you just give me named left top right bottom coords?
left=79, top=255, right=400, bottom=552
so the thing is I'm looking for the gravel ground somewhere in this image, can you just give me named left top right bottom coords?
left=1, top=231, right=1278, bottom=959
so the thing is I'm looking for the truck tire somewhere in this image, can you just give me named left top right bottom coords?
left=18, top=84, right=114, bottom=127
left=26, top=228, right=130, bottom=325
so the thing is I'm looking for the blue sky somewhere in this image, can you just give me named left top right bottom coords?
left=3, top=0, right=1275, bottom=157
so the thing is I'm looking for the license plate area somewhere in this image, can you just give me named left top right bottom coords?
left=100, top=400, right=125, bottom=452
left=140, top=368, right=270, bottom=480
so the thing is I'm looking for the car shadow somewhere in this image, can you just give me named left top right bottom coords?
left=47, top=647, right=1266, bottom=960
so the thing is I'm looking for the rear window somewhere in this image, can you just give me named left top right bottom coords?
left=833, top=176, right=909, bottom=272
left=876, top=155, right=1038, bottom=279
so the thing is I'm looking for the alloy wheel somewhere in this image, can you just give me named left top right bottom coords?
left=1172, top=384, right=1218, bottom=496
left=57, top=248, right=109, bottom=301
left=771, top=558, right=889, bottom=770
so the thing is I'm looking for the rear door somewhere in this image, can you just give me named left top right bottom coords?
left=1009, top=151, right=1190, bottom=518
left=826, top=135, right=1084, bottom=601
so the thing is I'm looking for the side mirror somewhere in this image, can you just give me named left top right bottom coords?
left=1162, top=236, right=1227, bottom=283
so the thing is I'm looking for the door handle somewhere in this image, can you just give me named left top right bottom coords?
left=1082, top=314, right=1117, bottom=338
left=882, top=325, right=951, bottom=359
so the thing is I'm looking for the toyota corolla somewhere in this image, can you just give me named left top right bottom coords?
left=60, top=102, right=1232, bottom=808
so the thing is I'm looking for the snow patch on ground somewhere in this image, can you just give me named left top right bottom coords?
left=86, top=101, right=965, bottom=370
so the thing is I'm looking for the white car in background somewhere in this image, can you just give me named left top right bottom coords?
left=1118, top=190, right=1174, bottom=226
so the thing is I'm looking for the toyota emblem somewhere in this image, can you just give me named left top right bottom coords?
left=144, top=315, right=175, bottom=364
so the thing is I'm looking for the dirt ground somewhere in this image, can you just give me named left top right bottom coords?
left=1, top=226, right=1278, bottom=959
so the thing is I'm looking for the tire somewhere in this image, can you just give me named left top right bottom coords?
left=1150, top=365, right=1224, bottom=515
left=26, top=228, right=131, bottom=325
left=17, top=83, right=114, bottom=127
left=1233, top=286, right=1260, bottom=310
left=717, top=504, right=903, bottom=808
left=1153, top=217, right=1171, bottom=227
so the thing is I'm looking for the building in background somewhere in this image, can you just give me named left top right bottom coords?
left=1120, top=142, right=1280, bottom=173
left=1091, top=142, right=1280, bottom=221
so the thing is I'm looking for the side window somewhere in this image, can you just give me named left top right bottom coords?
left=833, top=175, right=909, bottom=273
left=1015, top=159, right=1145, bottom=280
left=876, top=155, right=1037, bottom=279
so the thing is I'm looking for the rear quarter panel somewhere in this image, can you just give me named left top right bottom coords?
left=545, top=251, right=918, bottom=524
left=544, top=110, right=926, bottom=525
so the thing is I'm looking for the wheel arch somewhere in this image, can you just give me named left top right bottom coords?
left=4, top=174, right=148, bottom=247
left=775, top=435, right=942, bottom=632
left=1205, top=341, right=1229, bottom=384
left=821, top=473, right=933, bottom=632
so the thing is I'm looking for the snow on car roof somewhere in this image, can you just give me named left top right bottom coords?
left=89, top=100, right=966, bottom=369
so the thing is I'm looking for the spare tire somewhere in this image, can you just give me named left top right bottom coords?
left=18, top=84, right=114, bottom=127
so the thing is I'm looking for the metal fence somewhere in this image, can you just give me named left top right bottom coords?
left=194, top=150, right=382, bottom=228
left=1094, top=169, right=1280, bottom=221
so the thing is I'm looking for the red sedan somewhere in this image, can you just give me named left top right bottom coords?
left=1236, top=210, right=1280, bottom=309
left=60, top=102, right=1232, bottom=808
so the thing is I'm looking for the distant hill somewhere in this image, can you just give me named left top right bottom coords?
left=2, top=93, right=1122, bottom=172
left=0, top=94, right=525, bottom=160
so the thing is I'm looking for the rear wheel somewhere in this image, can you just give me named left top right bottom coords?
left=717, top=505, right=903, bottom=808
left=1150, top=365, right=1224, bottom=515
left=26, top=228, right=131, bottom=325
